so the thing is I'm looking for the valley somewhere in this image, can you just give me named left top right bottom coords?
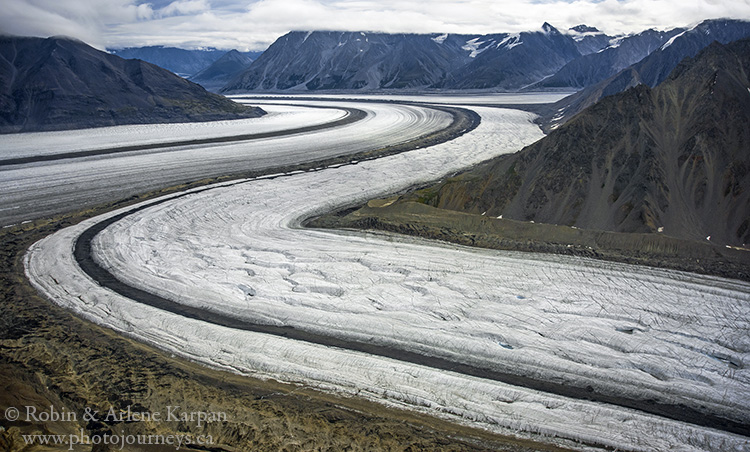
left=2, top=16, right=750, bottom=452
left=0, top=99, right=459, bottom=227
left=12, top=94, right=750, bottom=451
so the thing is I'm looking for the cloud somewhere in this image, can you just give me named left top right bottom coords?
left=0, top=0, right=155, bottom=48
left=159, top=0, right=211, bottom=17
left=2, top=0, right=750, bottom=51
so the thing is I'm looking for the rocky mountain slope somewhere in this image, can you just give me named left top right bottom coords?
left=108, top=45, right=227, bottom=77
left=549, top=19, right=750, bottom=127
left=535, top=28, right=683, bottom=90
left=446, top=23, right=582, bottom=90
left=408, top=38, right=750, bottom=247
left=189, top=49, right=254, bottom=92
left=222, top=19, right=750, bottom=96
left=223, top=31, right=472, bottom=91
left=110, top=46, right=263, bottom=78
left=0, top=36, right=264, bottom=133
left=567, top=25, right=613, bottom=55
left=222, top=24, right=598, bottom=92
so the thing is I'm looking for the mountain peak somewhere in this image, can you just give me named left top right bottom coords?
left=48, top=35, right=86, bottom=44
left=542, top=22, right=559, bottom=34
left=570, top=25, right=600, bottom=33
left=190, top=49, right=254, bottom=91
left=223, top=28, right=585, bottom=92
left=427, top=37, right=750, bottom=247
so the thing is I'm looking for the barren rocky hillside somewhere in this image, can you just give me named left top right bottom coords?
left=408, top=38, right=750, bottom=247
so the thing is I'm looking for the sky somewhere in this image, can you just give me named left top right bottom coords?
left=2, top=0, right=750, bottom=51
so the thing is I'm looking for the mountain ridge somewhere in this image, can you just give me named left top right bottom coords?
left=108, top=46, right=227, bottom=77
left=533, top=28, right=684, bottom=90
left=397, top=37, right=750, bottom=247
left=189, top=49, right=254, bottom=92
left=547, top=18, right=750, bottom=128
left=0, top=36, right=265, bottom=133
left=220, top=19, right=750, bottom=98
left=221, top=24, right=595, bottom=92
left=109, top=46, right=264, bottom=78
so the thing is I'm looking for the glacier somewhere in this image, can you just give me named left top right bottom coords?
left=23, top=98, right=750, bottom=451
left=0, top=101, right=449, bottom=226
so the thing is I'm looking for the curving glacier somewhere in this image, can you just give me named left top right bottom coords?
left=24, top=100, right=750, bottom=451
left=0, top=101, right=449, bottom=226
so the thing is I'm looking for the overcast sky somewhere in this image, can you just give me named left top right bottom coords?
left=2, top=0, right=750, bottom=51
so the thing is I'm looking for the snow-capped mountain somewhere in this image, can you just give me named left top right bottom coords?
left=633, top=18, right=750, bottom=88
left=550, top=18, right=750, bottom=126
left=222, top=24, right=594, bottom=92
left=537, top=28, right=684, bottom=89
left=445, top=23, right=583, bottom=90
left=222, top=31, right=474, bottom=91
left=566, top=24, right=613, bottom=55
left=224, top=19, right=750, bottom=94
left=413, top=37, right=750, bottom=246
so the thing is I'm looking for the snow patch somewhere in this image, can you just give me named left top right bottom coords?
left=497, top=33, right=522, bottom=50
left=432, top=33, right=448, bottom=44
left=462, top=37, right=488, bottom=58
left=601, top=35, right=627, bottom=51
left=565, top=27, right=604, bottom=42
left=661, top=30, right=686, bottom=50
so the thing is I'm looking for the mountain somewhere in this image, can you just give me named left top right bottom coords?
left=408, top=38, right=750, bottom=247
left=0, top=36, right=265, bottom=133
left=222, top=31, right=472, bottom=91
left=223, top=19, right=750, bottom=95
left=566, top=24, right=613, bottom=55
left=189, top=49, right=254, bottom=92
left=536, top=28, right=683, bottom=90
left=222, top=25, right=586, bottom=92
left=549, top=19, right=750, bottom=127
left=108, top=46, right=227, bottom=77
left=444, top=23, right=583, bottom=90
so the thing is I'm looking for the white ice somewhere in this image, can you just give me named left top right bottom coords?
left=0, top=103, right=345, bottom=160
left=462, top=37, right=490, bottom=58
left=497, top=33, right=523, bottom=50
left=432, top=33, right=448, bottom=44
left=25, top=101, right=750, bottom=451
left=0, top=101, right=450, bottom=226
left=231, top=92, right=575, bottom=105
left=660, top=31, right=687, bottom=50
